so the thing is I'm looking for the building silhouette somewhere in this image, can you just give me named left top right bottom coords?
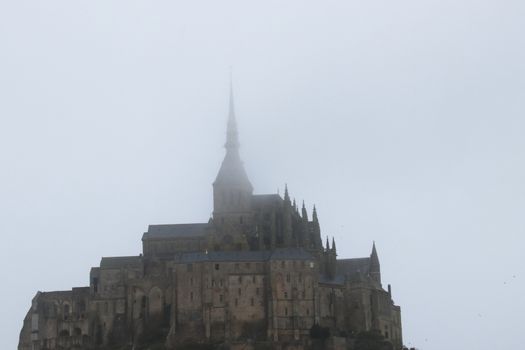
left=19, top=89, right=403, bottom=350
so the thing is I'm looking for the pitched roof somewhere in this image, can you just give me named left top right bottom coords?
left=100, top=256, right=142, bottom=269
left=269, top=248, right=314, bottom=261
left=337, top=257, right=371, bottom=276
left=175, top=248, right=313, bottom=264
left=143, top=223, right=209, bottom=240
left=252, top=194, right=282, bottom=205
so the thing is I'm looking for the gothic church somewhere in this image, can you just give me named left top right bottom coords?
left=19, top=89, right=403, bottom=350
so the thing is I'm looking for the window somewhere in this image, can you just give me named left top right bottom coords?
left=306, top=308, right=310, bottom=316
left=252, top=275, right=256, bottom=283
left=256, top=288, right=260, bottom=296
left=190, top=277, right=193, bottom=286
left=284, top=292, right=288, bottom=299
left=190, top=292, right=194, bottom=301
left=104, top=302, right=109, bottom=314
left=285, top=307, right=288, bottom=316
left=219, top=294, right=223, bottom=303
left=302, top=291, right=305, bottom=299
left=212, top=279, right=215, bottom=287
left=299, top=273, right=302, bottom=282
left=238, top=275, right=242, bottom=283
left=220, top=279, right=224, bottom=287
left=250, top=298, right=254, bottom=306
left=286, top=274, right=290, bottom=282
left=215, top=264, right=220, bottom=270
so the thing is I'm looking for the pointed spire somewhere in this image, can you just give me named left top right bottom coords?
left=332, top=237, right=336, bottom=252
left=312, top=205, right=318, bottom=222
left=326, top=236, right=330, bottom=250
left=284, top=184, right=290, bottom=202
left=292, top=198, right=297, bottom=211
left=302, top=200, right=308, bottom=221
left=225, top=79, right=239, bottom=151
left=370, top=241, right=381, bottom=284
left=370, top=241, right=380, bottom=268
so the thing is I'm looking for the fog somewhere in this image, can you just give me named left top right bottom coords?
left=1, top=1, right=524, bottom=349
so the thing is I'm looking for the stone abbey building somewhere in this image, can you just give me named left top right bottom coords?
left=19, top=91, right=403, bottom=350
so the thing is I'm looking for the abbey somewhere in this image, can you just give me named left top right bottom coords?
left=19, top=91, right=403, bottom=350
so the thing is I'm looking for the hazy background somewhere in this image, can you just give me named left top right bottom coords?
left=1, top=1, right=524, bottom=349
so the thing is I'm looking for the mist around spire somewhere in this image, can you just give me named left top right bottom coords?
left=213, top=82, right=252, bottom=190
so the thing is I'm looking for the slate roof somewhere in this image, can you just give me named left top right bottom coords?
left=175, top=248, right=313, bottom=264
left=143, top=223, right=209, bottom=240
left=100, top=256, right=142, bottom=269
left=318, top=274, right=345, bottom=285
left=336, top=257, right=371, bottom=276
left=269, top=248, right=313, bottom=261
left=252, top=194, right=283, bottom=205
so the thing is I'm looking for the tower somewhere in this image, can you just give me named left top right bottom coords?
left=212, top=84, right=253, bottom=249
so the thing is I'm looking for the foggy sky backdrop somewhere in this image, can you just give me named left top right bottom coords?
left=1, top=1, right=524, bottom=349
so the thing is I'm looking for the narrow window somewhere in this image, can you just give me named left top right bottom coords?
left=220, top=279, right=224, bottom=287
left=219, top=294, right=223, bottom=302
left=215, top=264, right=220, bottom=271
left=302, top=291, right=305, bottom=299
left=252, top=275, right=256, bottom=283
left=190, top=292, right=194, bottom=301
left=285, top=307, right=288, bottom=316
left=212, top=279, right=215, bottom=287
left=286, top=274, right=291, bottom=282
left=306, top=308, right=310, bottom=316
left=256, top=288, right=260, bottom=296
left=284, top=292, right=288, bottom=299
left=190, top=277, right=193, bottom=286
left=250, top=298, right=254, bottom=306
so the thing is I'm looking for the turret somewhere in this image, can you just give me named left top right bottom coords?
left=298, top=201, right=309, bottom=248
left=283, top=184, right=293, bottom=245
left=312, top=205, right=323, bottom=250
left=370, top=242, right=381, bottom=285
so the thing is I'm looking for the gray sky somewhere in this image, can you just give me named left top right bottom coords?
left=1, top=1, right=524, bottom=349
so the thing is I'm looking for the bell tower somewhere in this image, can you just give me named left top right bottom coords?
left=212, top=84, right=253, bottom=230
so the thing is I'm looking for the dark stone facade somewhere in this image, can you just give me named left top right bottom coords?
left=18, top=92, right=403, bottom=350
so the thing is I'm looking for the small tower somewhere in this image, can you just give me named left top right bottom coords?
left=282, top=184, right=293, bottom=245
left=369, top=242, right=381, bottom=285
left=312, top=205, right=323, bottom=250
